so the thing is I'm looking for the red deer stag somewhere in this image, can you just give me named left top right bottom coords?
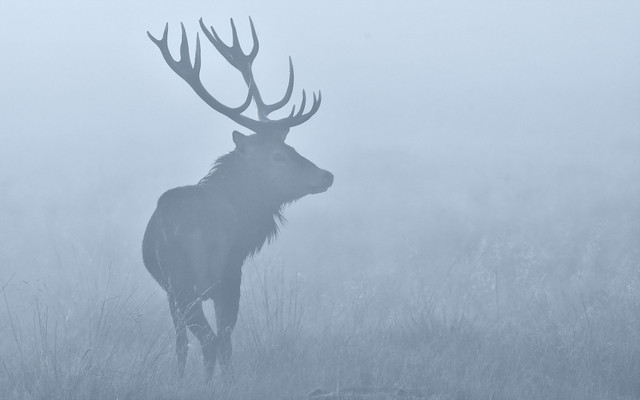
left=143, top=18, right=333, bottom=382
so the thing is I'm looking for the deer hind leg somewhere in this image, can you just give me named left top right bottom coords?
left=213, top=270, right=241, bottom=387
left=185, top=300, right=217, bottom=382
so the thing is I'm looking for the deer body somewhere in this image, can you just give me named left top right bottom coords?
left=143, top=19, right=332, bottom=382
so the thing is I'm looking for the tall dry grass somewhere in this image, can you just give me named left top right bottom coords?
left=1, top=226, right=639, bottom=400
left=1, top=142, right=638, bottom=399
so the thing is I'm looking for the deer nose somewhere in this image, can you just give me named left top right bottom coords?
left=321, top=171, right=334, bottom=188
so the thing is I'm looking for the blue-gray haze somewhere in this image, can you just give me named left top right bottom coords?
left=0, top=1, right=638, bottom=398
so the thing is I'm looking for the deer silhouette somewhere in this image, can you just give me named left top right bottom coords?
left=143, top=18, right=333, bottom=382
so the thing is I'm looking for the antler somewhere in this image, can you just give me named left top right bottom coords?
left=147, top=18, right=321, bottom=135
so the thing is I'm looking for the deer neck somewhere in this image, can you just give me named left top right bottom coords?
left=199, top=153, right=285, bottom=216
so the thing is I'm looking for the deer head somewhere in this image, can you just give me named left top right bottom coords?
left=147, top=19, right=333, bottom=203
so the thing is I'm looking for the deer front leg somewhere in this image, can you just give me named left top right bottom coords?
left=213, top=268, right=241, bottom=387
left=185, top=300, right=217, bottom=382
left=168, top=293, right=188, bottom=379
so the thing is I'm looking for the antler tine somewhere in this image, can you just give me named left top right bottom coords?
left=297, top=90, right=307, bottom=117
left=248, top=17, right=259, bottom=60
left=148, top=23, right=253, bottom=117
left=193, top=31, right=202, bottom=74
left=199, top=18, right=258, bottom=69
left=179, top=23, right=191, bottom=66
left=262, top=57, right=295, bottom=115
left=282, top=91, right=322, bottom=128
left=229, top=18, right=240, bottom=50
left=147, top=22, right=168, bottom=47
left=199, top=19, right=230, bottom=62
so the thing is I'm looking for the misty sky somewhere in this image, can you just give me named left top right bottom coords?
left=0, top=1, right=638, bottom=277
left=2, top=5, right=640, bottom=399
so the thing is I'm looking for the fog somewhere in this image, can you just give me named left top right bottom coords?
left=1, top=1, right=639, bottom=399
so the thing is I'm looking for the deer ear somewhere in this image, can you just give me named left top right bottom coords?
left=232, top=130, right=248, bottom=151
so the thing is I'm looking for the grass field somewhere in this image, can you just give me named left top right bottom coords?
left=1, top=139, right=639, bottom=399
left=1, top=204, right=639, bottom=400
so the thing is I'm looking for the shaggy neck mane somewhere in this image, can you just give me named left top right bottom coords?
left=197, top=151, right=241, bottom=186
left=197, top=151, right=287, bottom=254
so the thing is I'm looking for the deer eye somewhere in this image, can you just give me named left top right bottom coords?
left=272, top=153, right=287, bottom=163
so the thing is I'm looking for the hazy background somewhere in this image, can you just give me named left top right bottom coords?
left=0, top=1, right=639, bottom=398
